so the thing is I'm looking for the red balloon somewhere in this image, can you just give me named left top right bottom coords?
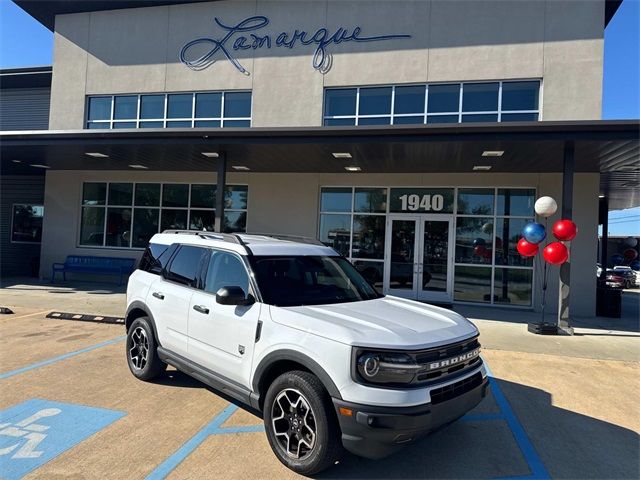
left=623, top=248, right=638, bottom=261
left=517, top=238, right=538, bottom=257
left=552, top=219, right=577, bottom=241
left=474, top=245, right=487, bottom=256
left=543, top=242, right=569, bottom=265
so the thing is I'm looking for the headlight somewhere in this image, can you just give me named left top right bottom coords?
left=355, top=350, right=421, bottom=386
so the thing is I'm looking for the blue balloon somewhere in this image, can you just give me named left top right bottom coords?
left=630, top=260, right=640, bottom=271
left=522, top=222, right=546, bottom=244
left=473, top=238, right=486, bottom=247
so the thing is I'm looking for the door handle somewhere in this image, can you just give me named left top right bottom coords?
left=193, top=305, right=210, bottom=315
left=152, top=292, right=164, bottom=300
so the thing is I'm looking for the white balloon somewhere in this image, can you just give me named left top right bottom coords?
left=624, top=236, right=638, bottom=248
left=535, top=196, right=557, bottom=218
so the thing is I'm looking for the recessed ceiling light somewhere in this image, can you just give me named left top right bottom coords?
left=473, top=165, right=492, bottom=171
left=85, top=152, right=109, bottom=158
left=201, top=152, right=219, bottom=158
left=30, top=164, right=50, bottom=169
left=333, top=153, right=352, bottom=159
left=481, top=150, right=504, bottom=157
left=232, top=165, right=250, bottom=171
left=11, top=160, right=21, bottom=163
left=128, top=164, right=148, bottom=169
left=598, top=194, right=606, bottom=198
left=345, top=166, right=361, bottom=172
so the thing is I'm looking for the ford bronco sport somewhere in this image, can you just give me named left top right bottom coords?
left=125, top=231, right=488, bottom=475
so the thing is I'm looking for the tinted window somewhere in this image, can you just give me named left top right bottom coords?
left=250, top=256, right=381, bottom=307
left=224, top=92, right=252, bottom=117
left=139, top=243, right=173, bottom=274
left=167, top=94, right=193, bottom=119
left=427, top=84, right=459, bottom=113
left=359, top=87, right=392, bottom=115
left=501, top=81, right=539, bottom=111
left=204, top=251, right=249, bottom=294
left=166, top=245, right=206, bottom=287
left=394, top=86, right=425, bottom=115
left=114, top=96, right=137, bottom=119
left=462, top=83, right=499, bottom=112
left=324, top=88, right=357, bottom=117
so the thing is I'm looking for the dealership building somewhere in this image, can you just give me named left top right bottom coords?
left=1, top=0, right=638, bottom=319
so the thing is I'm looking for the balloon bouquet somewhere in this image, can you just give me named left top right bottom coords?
left=516, top=196, right=577, bottom=327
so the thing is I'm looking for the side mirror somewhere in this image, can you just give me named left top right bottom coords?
left=216, top=286, right=254, bottom=306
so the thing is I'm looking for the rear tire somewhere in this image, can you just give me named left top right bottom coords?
left=126, top=316, right=166, bottom=381
left=264, top=371, right=343, bottom=475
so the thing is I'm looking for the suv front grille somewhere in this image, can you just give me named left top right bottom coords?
left=409, top=336, right=481, bottom=386
left=430, top=372, right=483, bottom=405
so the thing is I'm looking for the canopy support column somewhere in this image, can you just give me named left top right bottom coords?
left=556, top=141, right=575, bottom=335
left=214, top=152, right=227, bottom=233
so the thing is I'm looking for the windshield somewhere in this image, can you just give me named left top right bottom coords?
left=249, top=255, right=383, bottom=307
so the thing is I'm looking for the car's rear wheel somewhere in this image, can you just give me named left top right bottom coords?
left=126, top=316, right=166, bottom=381
left=264, top=371, right=343, bottom=475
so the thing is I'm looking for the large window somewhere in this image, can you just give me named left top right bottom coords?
left=323, top=81, right=540, bottom=126
left=454, top=188, right=535, bottom=306
left=86, top=91, right=252, bottom=129
left=11, top=204, right=44, bottom=243
left=80, top=182, right=248, bottom=249
left=318, top=186, right=535, bottom=306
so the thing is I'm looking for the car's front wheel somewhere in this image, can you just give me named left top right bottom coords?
left=126, top=316, right=166, bottom=381
left=264, top=371, right=343, bottom=475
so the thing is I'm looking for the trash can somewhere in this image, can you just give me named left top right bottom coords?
left=596, top=284, right=622, bottom=318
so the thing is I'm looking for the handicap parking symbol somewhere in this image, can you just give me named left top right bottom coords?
left=0, top=399, right=125, bottom=480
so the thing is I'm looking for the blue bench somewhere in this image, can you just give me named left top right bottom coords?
left=52, top=255, right=136, bottom=285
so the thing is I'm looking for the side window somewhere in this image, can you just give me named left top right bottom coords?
left=204, top=251, right=250, bottom=295
left=139, top=243, right=173, bottom=274
left=165, top=245, right=207, bottom=287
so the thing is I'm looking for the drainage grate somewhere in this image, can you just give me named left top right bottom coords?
left=46, top=311, right=125, bottom=325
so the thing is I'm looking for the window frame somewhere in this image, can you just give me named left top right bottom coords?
left=85, top=91, right=252, bottom=129
left=77, top=181, right=249, bottom=250
left=10, top=203, right=44, bottom=244
left=323, top=80, right=541, bottom=126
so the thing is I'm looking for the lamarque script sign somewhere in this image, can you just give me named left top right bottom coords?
left=180, top=16, right=411, bottom=75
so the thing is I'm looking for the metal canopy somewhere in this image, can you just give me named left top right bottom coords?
left=1, top=120, right=638, bottom=210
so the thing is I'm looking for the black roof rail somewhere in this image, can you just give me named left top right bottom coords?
left=161, top=230, right=246, bottom=246
left=244, top=232, right=325, bottom=246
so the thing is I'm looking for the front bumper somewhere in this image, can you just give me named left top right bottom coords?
left=332, top=372, right=489, bottom=459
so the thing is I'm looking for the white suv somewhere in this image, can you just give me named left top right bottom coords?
left=125, top=231, right=488, bottom=475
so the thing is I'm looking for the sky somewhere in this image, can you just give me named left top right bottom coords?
left=0, top=0, right=638, bottom=235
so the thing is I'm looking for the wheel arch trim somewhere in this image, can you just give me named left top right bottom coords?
left=252, top=349, right=343, bottom=401
left=125, top=301, right=161, bottom=346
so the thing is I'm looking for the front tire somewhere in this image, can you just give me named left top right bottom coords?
left=126, top=316, right=166, bottom=381
left=264, top=371, right=343, bottom=475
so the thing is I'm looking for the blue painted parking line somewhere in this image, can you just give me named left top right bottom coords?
left=0, top=398, right=126, bottom=480
left=146, top=404, right=264, bottom=480
left=0, top=336, right=126, bottom=380
left=483, top=363, right=551, bottom=480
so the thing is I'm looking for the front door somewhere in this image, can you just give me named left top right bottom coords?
left=384, top=215, right=454, bottom=303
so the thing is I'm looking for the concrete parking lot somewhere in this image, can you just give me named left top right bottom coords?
left=0, top=280, right=638, bottom=479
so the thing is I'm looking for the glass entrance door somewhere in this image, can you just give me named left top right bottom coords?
left=384, top=215, right=453, bottom=303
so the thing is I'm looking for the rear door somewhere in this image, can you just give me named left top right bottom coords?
left=146, top=244, right=208, bottom=357
left=188, top=249, right=260, bottom=386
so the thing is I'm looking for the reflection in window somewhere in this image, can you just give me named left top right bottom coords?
left=320, top=188, right=352, bottom=213
left=497, top=189, right=535, bottom=217
left=354, top=188, right=387, bottom=213
left=11, top=204, right=44, bottom=243
left=353, top=216, right=385, bottom=259
left=319, top=214, right=351, bottom=256
left=494, top=268, right=533, bottom=306
left=455, top=217, right=493, bottom=265
left=353, top=260, right=384, bottom=291
left=86, top=91, right=251, bottom=129
left=454, top=266, right=492, bottom=303
left=79, top=182, right=248, bottom=248
left=457, top=188, right=494, bottom=215
left=323, top=81, right=540, bottom=126
left=494, top=218, right=534, bottom=267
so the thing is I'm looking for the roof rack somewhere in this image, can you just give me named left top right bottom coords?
left=244, top=232, right=325, bottom=246
left=161, top=230, right=246, bottom=246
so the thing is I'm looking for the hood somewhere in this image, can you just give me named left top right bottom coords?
left=270, top=296, right=478, bottom=349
